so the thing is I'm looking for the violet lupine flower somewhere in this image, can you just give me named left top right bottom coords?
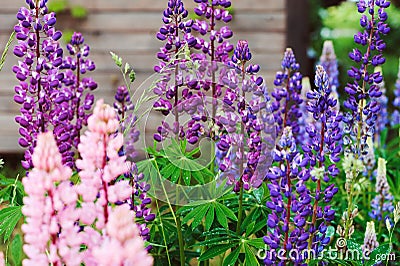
left=303, top=65, right=341, bottom=255
left=270, top=48, right=303, bottom=140
left=60, top=32, right=97, bottom=149
left=21, top=132, right=80, bottom=265
left=343, top=0, right=390, bottom=157
left=391, top=58, right=400, bottom=127
left=191, top=0, right=233, bottom=63
left=361, top=221, right=379, bottom=255
left=318, top=40, right=340, bottom=99
left=264, top=127, right=311, bottom=265
left=155, top=0, right=195, bottom=73
left=113, top=87, right=155, bottom=244
left=92, top=205, right=153, bottom=266
left=13, top=0, right=65, bottom=169
left=369, top=158, right=394, bottom=222
left=217, top=40, right=271, bottom=191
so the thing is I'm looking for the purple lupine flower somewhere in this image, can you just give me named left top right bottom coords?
left=343, top=0, right=390, bottom=158
left=264, top=127, right=311, bottom=265
left=216, top=40, right=273, bottom=191
left=369, top=158, right=394, bottom=222
left=391, top=58, right=400, bottom=126
left=270, top=48, right=303, bottom=140
left=372, top=66, right=388, bottom=147
left=57, top=32, right=97, bottom=168
left=113, top=87, right=155, bottom=246
left=191, top=0, right=233, bottom=64
left=302, top=65, right=341, bottom=255
left=13, top=0, right=65, bottom=169
left=318, top=40, right=339, bottom=99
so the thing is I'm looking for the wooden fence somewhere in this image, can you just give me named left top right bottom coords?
left=0, top=0, right=286, bottom=153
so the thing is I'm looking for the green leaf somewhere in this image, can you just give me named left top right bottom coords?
left=199, top=242, right=238, bottom=261
left=216, top=202, right=237, bottom=221
left=253, top=186, right=264, bottom=203
left=365, top=243, right=392, bottom=266
left=205, top=204, right=215, bottom=231
left=244, top=244, right=260, bottom=265
left=247, top=238, right=266, bottom=249
left=246, top=221, right=256, bottom=237
left=0, top=31, right=15, bottom=72
left=326, top=226, right=335, bottom=239
left=215, top=204, right=228, bottom=228
left=0, top=206, right=23, bottom=242
left=11, top=234, right=22, bottom=266
left=223, top=246, right=241, bottom=266
left=345, top=239, right=363, bottom=263
left=191, top=171, right=205, bottom=185
left=182, top=169, right=191, bottom=186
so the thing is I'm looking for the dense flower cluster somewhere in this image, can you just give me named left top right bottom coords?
left=343, top=0, right=390, bottom=157
left=21, top=101, right=152, bottom=265
left=318, top=40, right=339, bottom=99
left=264, top=127, right=311, bottom=264
left=303, top=65, right=341, bottom=254
left=372, top=66, right=388, bottom=146
left=191, top=0, right=233, bottom=63
left=217, top=40, right=271, bottom=191
left=13, top=0, right=96, bottom=169
left=270, top=48, right=303, bottom=139
left=369, top=158, right=394, bottom=222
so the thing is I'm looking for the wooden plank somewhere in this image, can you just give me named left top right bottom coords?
left=1, top=0, right=284, bottom=13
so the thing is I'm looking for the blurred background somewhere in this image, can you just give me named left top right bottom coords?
left=1, top=0, right=400, bottom=169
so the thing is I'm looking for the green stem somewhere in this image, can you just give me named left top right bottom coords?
left=176, top=212, right=185, bottom=266
left=236, top=185, right=244, bottom=234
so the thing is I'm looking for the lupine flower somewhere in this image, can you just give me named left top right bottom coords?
left=391, top=58, right=400, bottom=126
left=270, top=48, right=303, bottom=140
left=191, top=0, right=233, bottom=63
left=302, top=65, right=341, bottom=255
left=13, top=1, right=96, bottom=170
left=361, top=221, right=379, bottom=255
left=343, top=0, right=390, bottom=158
left=372, top=66, right=388, bottom=147
left=363, top=137, right=376, bottom=180
left=21, top=132, right=77, bottom=265
left=370, top=158, right=394, bottom=222
left=318, top=40, right=339, bottom=99
left=217, top=40, right=272, bottom=191
left=113, top=87, right=155, bottom=244
left=13, top=0, right=65, bottom=169
left=92, top=205, right=153, bottom=266
left=0, top=252, right=4, bottom=266
left=264, top=127, right=311, bottom=265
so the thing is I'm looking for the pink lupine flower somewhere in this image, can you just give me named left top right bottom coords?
left=92, top=205, right=153, bottom=266
left=0, top=252, right=4, bottom=266
left=21, top=132, right=80, bottom=266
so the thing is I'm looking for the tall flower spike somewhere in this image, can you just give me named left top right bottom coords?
left=13, top=0, right=65, bottom=169
left=21, top=132, right=78, bottom=265
left=319, top=40, right=339, bottom=99
left=191, top=0, right=233, bottom=63
left=271, top=48, right=303, bottom=140
left=370, top=158, right=394, bottom=222
left=343, top=0, right=390, bottom=158
left=362, top=221, right=379, bottom=255
left=302, top=65, right=341, bottom=255
left=391, top=57, right=400, bottom=127
left=264, top=127, right=311, bottom=265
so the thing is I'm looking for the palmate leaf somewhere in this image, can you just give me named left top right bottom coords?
left=0, top=206, right=23, bottom=242
left=11, top=234, right=22, bottom=266
left=244, top=243, right=261, bottom=265
left=198, top=242, right=238, bottom=261
left=223, top=246, right=241, bottom=266
left=365, top=243, right=392, bottom=266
